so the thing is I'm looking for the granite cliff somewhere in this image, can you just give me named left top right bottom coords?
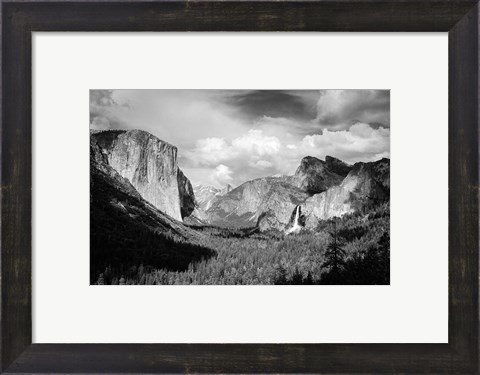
left=293, top=155, right=352, bottom=194
left=295, top=158, right=390, bottom=229
left=206, top=177, right=309, bottom=230
left=90, top=137, right=214, bottom=282
left=91, top=129, right=196, bottom=221
left=205, top=156, right=389, bottom=232
left=194, top=184, right=232, bottom=212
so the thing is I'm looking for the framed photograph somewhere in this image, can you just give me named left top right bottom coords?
left=89, top=88, right=390, bottom=286
left=2, top=1, right=478, bottom=373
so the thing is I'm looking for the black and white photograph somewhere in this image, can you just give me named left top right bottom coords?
left=90, top=89, right=390, bottom=285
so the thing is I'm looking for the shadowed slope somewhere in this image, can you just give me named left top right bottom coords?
left=90, top=139, right=215, bottom=284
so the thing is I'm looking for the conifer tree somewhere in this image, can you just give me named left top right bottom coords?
left=291, top=267, right=303, bottom=285
left=274, top=265, right=287, bottom=285
left=305, top=271, right=314, bottom=285
left=378, top=232, right=390, bottom=284
left=322, top=219, right=347, bottom=283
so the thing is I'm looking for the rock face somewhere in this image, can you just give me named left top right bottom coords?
left=194, top=184, right=232, bottom=212
left=299, top=158, right=390, bottom=228
left=293, top=156, right=351, bottom=194
left=219, top=184, right=233, bottom=196
left=207, top=177, right=309, bottom=230
left=325, top=155, right=353, bottom=177
left=92, top=129, right=196, bottom=221
left=90, top=137, right=214, bottom=282
left=177, top=169, right=196, bottom=219
left=199, top=156, right=388, bottom=232
left=90, top=136, right=141, bottom=199
left=90, top=137, right=198, bottom=239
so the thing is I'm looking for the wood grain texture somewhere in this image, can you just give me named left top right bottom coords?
left=1, top=1, right=479, bottom=373
left=448, top=2, right=479, bottom=370
left=1, top=3, right=32, bottom=372
left=1, top=343, right=467, bottom=373
left=2, top=1, right=478, bottom=32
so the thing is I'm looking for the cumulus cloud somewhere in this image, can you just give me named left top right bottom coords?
left=90, top=90, right=249, bottom=149
left=188, top=129, right=282, bottom=168
left=91, top=90, right=115, bottom=107
left=211, top=164, right=233, bottom=186
left=89, top=90, right=129, bottom=130
left=315, top=90, right=390, bottom=130
left=193, top=138, right=231, bottom=165
left=183, top=123, right=389, bottom=187
left=232, top=130, right=281, bottom=156
left=299, top=123, right=390, bottom=162
left=181, top=129, right=286, bottom=187
left=252, top=160, right=273, bottom=169
left=90, top=116, right=111, bottom=131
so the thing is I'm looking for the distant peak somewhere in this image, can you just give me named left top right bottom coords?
left=301, top=156, right=322, bottom=163
left=194, top=184, right=217, bottom=191
left=219, top=184, right=233, bottom=195
left=298, top=156, right=325, bottom=170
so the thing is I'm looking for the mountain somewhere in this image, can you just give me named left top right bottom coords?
left=297, top=158, right=390, bottom=229
left=220, top=184, right=233, bottom=196
left=293, top=156, right=352, bottom=194
left=205, top=156, right=389, bottom=232
left=90, top=138, right=197, bottom=239
left=206, top=177, right=309, bottom=230
left=91, top=129, right=195, bottom=221
left=90, top=138, right=215, bottom=282
left=91, top=128, right=388, bottom=234
left=201, top=156, right=388, bottom=232
left=194, top=184, right=232, bottom=212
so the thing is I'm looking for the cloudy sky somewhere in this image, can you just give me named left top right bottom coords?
left=90, top=89, right=390, bottom=188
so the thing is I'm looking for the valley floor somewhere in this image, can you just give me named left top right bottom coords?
left=93, top=203, right=390, bottom=285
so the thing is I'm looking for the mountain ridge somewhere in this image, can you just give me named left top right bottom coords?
left=92, top=128, right=389, bottom=233
left=296, top=158, right=390, bottom=229
left=204, top=156, right=389, bottom=231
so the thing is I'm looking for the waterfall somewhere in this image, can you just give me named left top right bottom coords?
left=286, top=205, right=301, bottom=234
left=293, top=206, right=300, bottom=226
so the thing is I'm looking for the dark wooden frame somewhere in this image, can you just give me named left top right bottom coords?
left=1, top=1, right=478, bottom=373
